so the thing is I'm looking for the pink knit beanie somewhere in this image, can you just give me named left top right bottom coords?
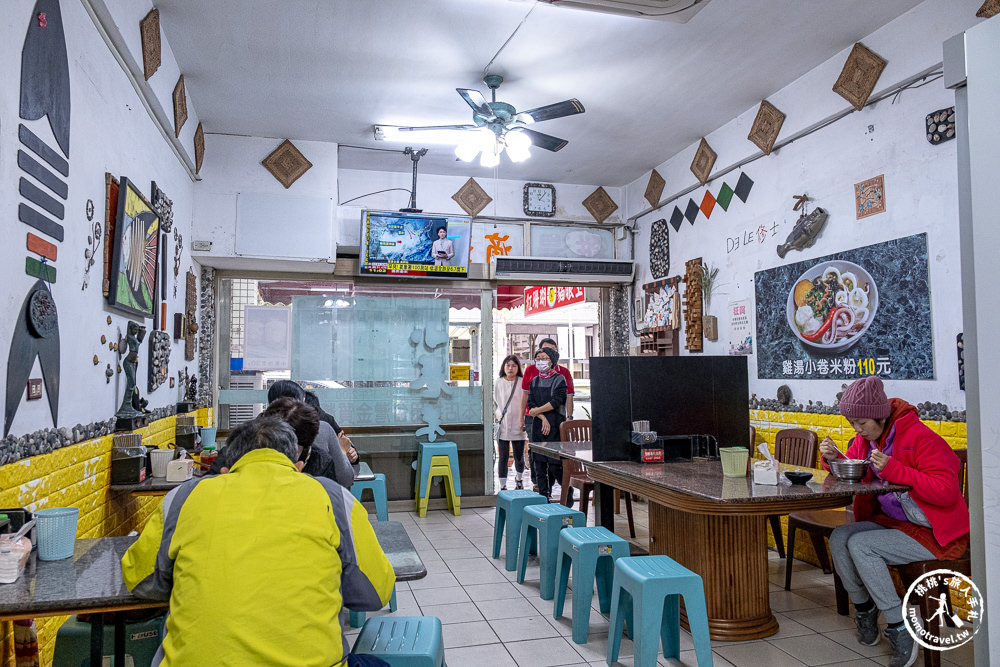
left=839, top=376, right=891, bottom=420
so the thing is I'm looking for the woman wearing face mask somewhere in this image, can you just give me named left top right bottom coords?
left=819, top=376, right=968, bottom=667
left=525, top=347, right=567, bottom=501
left=494, top=355, right=527, bottom=490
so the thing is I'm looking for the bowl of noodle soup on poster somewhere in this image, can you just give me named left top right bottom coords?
left=785, top=260, right=879, bottom=354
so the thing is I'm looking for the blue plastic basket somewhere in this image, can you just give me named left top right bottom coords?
left=35, top=507, right=79, bottom=561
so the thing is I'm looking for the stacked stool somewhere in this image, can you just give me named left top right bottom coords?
left=415, top=442, right=461, bottom=518
left=493, top=489, right=548, bottom=571
left=607, top=555, right=713, bottom=667
left=351, top=473, right=389, bottom=522
left=517, top=503, right=585, bottom=600
left=553, top=526, right=629, bottom=644
left=352, top=616, right=445, bottom=666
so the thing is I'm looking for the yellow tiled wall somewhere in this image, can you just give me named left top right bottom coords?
left=749, top=409, right=968, bottom=564
left=0, top=408, right=212, bottom=667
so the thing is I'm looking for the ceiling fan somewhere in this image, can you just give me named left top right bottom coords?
left=393, top=74, right=585, bottom=165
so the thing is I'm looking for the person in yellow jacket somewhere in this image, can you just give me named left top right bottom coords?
left=121, top=417, right=395, bottom=666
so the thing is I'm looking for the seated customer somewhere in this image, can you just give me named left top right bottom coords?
left=122, top=417, right=395, bottom=666
left=821, top=376, right=969, bottom=667
left=264, top=397, right=352, bottom=486
left=304, top=390, right=361, bottom=476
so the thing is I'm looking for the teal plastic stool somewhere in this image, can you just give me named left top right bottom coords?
left=493, top=489, right=548, bottom=571
left=553, top=526, right=629, bottom=644
left=52, top=613, right=166, bottom=667
left=352, top=473, right=389, bottom=522
left=348, top=588, right=398, bottom=628
left=351, top=616, right=445, bottom=666
left=415, top=442, right=461, bottom=510
left=517, top=503, right=586, bottom=600
left=608, top=555, right=713, bottom=667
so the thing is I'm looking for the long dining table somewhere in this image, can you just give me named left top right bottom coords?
left=529, top=440, right=909, bottom=641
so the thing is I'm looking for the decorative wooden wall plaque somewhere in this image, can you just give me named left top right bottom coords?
left=451, top=178, right=492, bottom=217
left=582, top=186, right=618, bottom=223
left=690, top=139, right=717, bottom=185
left=833, top=43, right=886, bottom=111
left=172, top=75, right=187, bottom=137
left=683, top=258, right=703, bottom=352
left=977, top=0, right=999, bottom=18
left=748, top=100, right=785, bottom=155
left=139, top=9, right=161, bottom=80
left=261, top=139, right=312, bottom=189
left=644, top=169, right=665, bottom=208
left=194, top=123, right=205, bottom=174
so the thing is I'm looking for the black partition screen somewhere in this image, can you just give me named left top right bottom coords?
left=590, top=356, right=750, bottom=462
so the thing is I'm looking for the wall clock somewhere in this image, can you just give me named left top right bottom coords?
left=523, top=183, right=556, bottom=217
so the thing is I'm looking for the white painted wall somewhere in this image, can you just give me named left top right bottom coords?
left=624, top=0, right=984, bottom=409
left=0, top=0, right=201, bottom=434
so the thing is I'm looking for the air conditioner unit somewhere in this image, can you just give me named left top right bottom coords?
left=227, top=372, right=265, bottom=429
left=490, top=256, right=634, bottom=285
left=534, top=0, right=710, bottom=22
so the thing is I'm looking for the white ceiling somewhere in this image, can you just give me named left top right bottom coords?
left=155, top=0, right=925, bottom=187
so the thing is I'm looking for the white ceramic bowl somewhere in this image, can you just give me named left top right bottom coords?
left=785, top=260, right=879, bottom=354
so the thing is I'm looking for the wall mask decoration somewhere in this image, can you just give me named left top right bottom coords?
left=139, top=8, right=161, bottom=80
left=582, top=187, right=618, bottom=223
left=151, top=181, right=173, bottom=232
left=172, top=75, right=187, bottom=138
left=451, top=178, right=492, bottom=217
left=148, top=330, right=171, bottom=392
left=644, top=170, right=665, bottom=208
left=855, top=174, right=886, bottom=219
left=977, top=0, right=1000, bottom=18
left=5, top=281, right=60, bottom=436
left=689, top=138, right=716, bottom=185
left=833, top=43, right=887, bottom=111
left=173, top=227, right=184, bottom=297
left=926, top=106, right=955, bottom=145
left=194, top=122, right=205, bottom=174
left=648, top=219, right=670, bottom=279
left=261, top=139, right=312, bottom=188
left=777, top=195, right=828, bottom=259
left=748, top=100, right=786, bottom=155
left=108, top=177, right=160, bottom=318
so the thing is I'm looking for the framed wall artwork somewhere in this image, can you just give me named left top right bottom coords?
left=108, top=177, right=160, bottom=319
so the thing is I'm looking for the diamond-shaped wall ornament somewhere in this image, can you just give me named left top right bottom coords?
left=684, top=199, right=700, bottom=225
left=699, top=191, right=716, bottom=219
left=194, top=123, right=205, bottom=174
left=582, top=186, right=618, bottom=223
left=716, top=183, right=735, bottom=211
left=172, top=75, right=187, bottom=138
left=451, top=178, right=492, bottom=217
left=139, top=9, right=161, bottom=80
left=734, top=172, right=754, bottom=203
left=690, top=138, right=717, bottom=185
left=977, top=0, right=1000, bottom=18
left=833, top=43, right=887, bottom=111
left=644, top=170, right=665, bottom=208
left=261, top=140, right=313, bottom=189
left=669, top=206, right=684, bottom=232
left=748, top=100, right=786, bottom=155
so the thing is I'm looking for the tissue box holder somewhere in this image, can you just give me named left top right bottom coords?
left=166, top=459, right=194, bottom=482
left=753, top=460, right=778, bottom=485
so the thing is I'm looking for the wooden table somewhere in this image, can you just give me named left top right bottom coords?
left=530, top=441, right=909, bottom=641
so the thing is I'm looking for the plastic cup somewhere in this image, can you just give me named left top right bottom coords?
left=720, top=447, right=750, bottom=478
left=199, top=427, right=217, bottom=448
left=35, top=507, right=79, bottom=561
left=150, top=449, right=175, bottom=477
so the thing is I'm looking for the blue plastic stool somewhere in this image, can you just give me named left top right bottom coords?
left=608, top=555, right=713, bottom=667
left=348, top=588, right=398, bottom=628
left=352, top=473, right=389, bottom=522
left=492, top=489, right=548, bottom=571
left=52, top=613, right=166, bottom=667
left=351, top=616, right=445, bottom=666
left=517, top=503, right=586, bottom=600
left=553, top=526, right=629, bottom=644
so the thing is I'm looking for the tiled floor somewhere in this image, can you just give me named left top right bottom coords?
left=349, top=495, right=976, bottom=667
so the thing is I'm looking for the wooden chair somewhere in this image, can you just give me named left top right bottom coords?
left=767, top=428, right=819, bottom=558
left=558, top=420, right=635, bottom=538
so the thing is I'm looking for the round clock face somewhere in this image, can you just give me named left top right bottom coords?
left=524, top=183, right=555, bottom=216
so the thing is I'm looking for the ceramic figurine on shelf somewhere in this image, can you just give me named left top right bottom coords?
left=116, top=321, right=147, bottom=420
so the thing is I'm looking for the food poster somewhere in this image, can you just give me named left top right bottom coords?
left=728, top=299, right=753, bottom=356
left=754, top=233, right=933, bottom=380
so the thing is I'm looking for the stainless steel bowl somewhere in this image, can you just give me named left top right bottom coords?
left=829, top=458, right=869, bottom=482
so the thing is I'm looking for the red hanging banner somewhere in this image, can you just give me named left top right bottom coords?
left=524, top=286, right=585, bottom=315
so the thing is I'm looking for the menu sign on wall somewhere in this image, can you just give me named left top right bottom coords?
left=754, top=233, right=933, bottom=380
left=524, top=286, right=585, bottom=316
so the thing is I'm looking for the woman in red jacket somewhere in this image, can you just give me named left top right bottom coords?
left=821, top=376, right=968, bottom=667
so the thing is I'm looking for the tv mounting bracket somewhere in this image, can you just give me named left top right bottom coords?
left=400, top=147, right=428, bottom=213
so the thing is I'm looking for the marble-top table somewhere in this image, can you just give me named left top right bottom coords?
left=529, top=441, right=909, bottom=641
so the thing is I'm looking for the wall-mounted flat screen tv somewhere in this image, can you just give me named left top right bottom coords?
left=360, top=210, right=472, bottom=278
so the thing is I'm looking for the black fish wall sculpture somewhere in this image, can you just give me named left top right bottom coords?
left=6, top=0, right=70, bottom=436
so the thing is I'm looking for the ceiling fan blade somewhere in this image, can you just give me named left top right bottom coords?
left=516, top=99, right=585, bottom=124
left=396, top=124, right=478, bottom=132
left=517, top=127, right=569, bottom=152
left=456, top=88, right=496, bottom=121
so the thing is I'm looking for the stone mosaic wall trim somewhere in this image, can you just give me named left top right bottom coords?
left=198, top=267, right=216, bottom=409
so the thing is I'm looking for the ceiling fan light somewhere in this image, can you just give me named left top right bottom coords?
left=454, top=141, right=480, bottom=162
left=505, top=129, right=532, bottom=150
left=506, top=144, right=531, bottom=163
left=480, top=149, right=500, bottom=168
